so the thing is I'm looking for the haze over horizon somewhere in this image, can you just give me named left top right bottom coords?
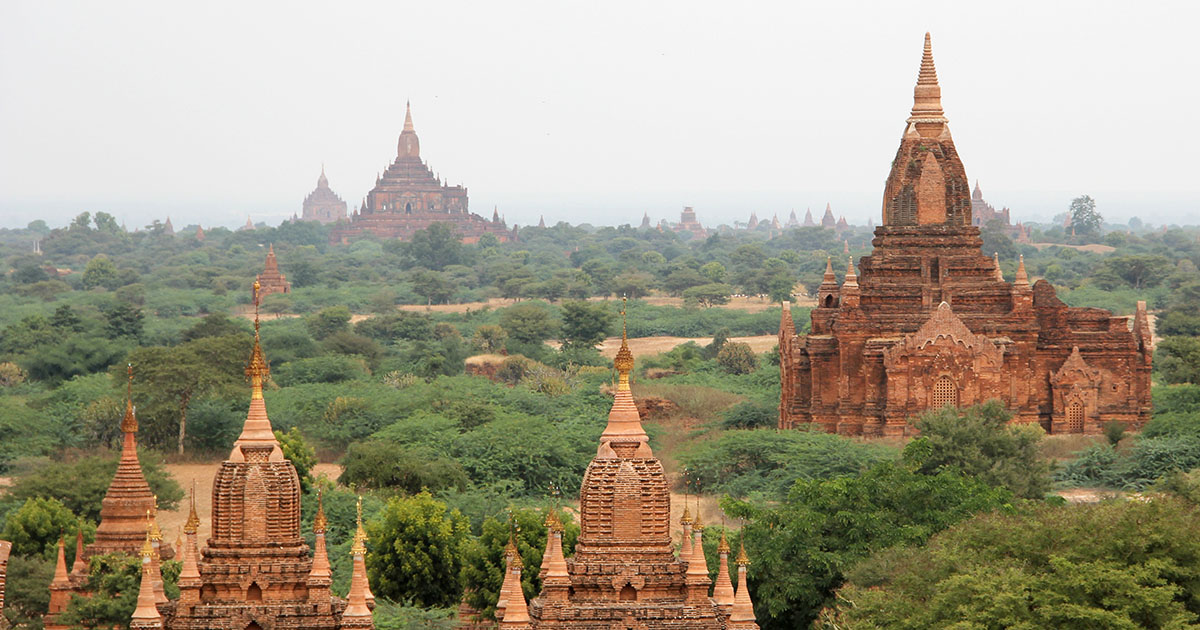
left=1, top=1, right=1197, bottom=231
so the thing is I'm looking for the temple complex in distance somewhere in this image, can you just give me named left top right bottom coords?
left=330, top=103, right=511, bottom=244
left=970, top=181, right=1027, bottom=240
left=301, top=167, right=348, bottom=224
left=498, top=311, right=758, bottom=629
left=672, top=206, right=708, bottom=238
left=254, top=245, right=291, bottom=298
left=778, top=34, right=1152, bottom=437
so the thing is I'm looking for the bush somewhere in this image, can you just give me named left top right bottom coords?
left=828, top=499, right=1200, bottom=630
left=716, top=341, right=757, bottom=375
left=273, top=355, right=371, bottom=387
left=679, top=430, right=896, bottom=499
left=903, top=402, right=1052, bottom=499
left=722, top=400, right=777, bottom=429
left=365, top=492, right=471, bottom=607
left=1056, top=437, right=1200, bottom=490
left=339, top=442, right=468, bottom=494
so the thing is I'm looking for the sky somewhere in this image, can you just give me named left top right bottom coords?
left=1, top=0, right=1197, bottom=230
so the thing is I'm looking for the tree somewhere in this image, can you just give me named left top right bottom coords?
left=683, top=283, right=733, bottom=308
left=471, top=325, right=508, bottom=354
left=559, top=300, right=615, bottom=351
left=410, top=268, right=457, bottom=304
left=125, top=334, right=250, bottom=453
left=700, top=261, right=727, bottom=283
left=903, top=401, right=1052, bottom=499
left=275, top=427, right=317, bottom=494
left=460, top=507, right=580, bottom=619
left=305, top=306, right=352, bottom=340
left=1, top=497, right=89, bottom=559
left=717, top=341, right=757, bottom=374
left=1157, top=337, right=1200, bottom=384
left=825, top=499, right=1200, bottom=630
left=182, top=312, right=247, bottom=341
left=408, top=223, right=466, bottom=270
left=728, top=462, right=1013, bottom=630
left=499, top=303, right=557, bottom=346
left=1068, top=195, right=1102, bottom=237
left=662, top=268, right=707, bottom=296
left=611, top=272, right=653, bottom=299
left=339, top=442, right=468, bottom=494
left=103, top=302, right=144, bottom=339
left=82, top=254, right=120, bottom=290
left=366, top=492, right=471, bottom=607
left=59, top=553, right=181, bottom=629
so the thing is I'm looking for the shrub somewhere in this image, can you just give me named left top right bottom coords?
left=721, top=400, right=777, bottom=429
left=1056, top=436, right=1200, bottom=490
left=717, top=341, right=757, bottom=375
left=679, top=429, right=896, bottom=499
left=273, top=355, right=370, bottom=387
left=339, top=442, right=468, bottom=494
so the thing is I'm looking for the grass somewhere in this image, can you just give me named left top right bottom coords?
left=632, top=382, right=743, bottom=422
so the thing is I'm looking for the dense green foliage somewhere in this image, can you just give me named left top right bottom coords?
left=903, top=401, right=1053, bottom=499
left=728, top=462, right=1016, bottom=629
left=365, top=492, right=472, bottom=607
left=60, top=554, right=182, bottom=630
left=826, top=499, right=1200, bottom=629
left=0, top=451, right=182, bottom=522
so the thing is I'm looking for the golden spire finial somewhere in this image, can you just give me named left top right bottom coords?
left=505, top=534, right=523, bottom=569
left=140, top=526, right=154, bottom=559
left=718, top=529, right=730, bottom=553
left=350, top=495, right=368, bottom=555
left=544, top=509, right=562, bottom=532
left=148, top=500, right=163, bottom=542
left=245, top=280, right=269, bottom=397
left=313, top=489, right=328, bottom=534
left=681, top=505, right=693, bottom=525
left=121, top=363, right=137, bottom=433
left=184, top=481, right=199, bottom=534
left=613, top=296, right=634, bottom=378
left=736, top=540, right=750, bottom=566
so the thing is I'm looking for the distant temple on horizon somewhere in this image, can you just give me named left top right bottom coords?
left=329, top=103, right=511, bottom=244
left=301, top=167, right=348, bottom=224
left=778, top=34, right=1152, bottom=437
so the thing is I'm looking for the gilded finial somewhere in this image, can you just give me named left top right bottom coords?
left=184, top=481, right=199, bottom=534
left=350, top=495, right=368, bottom=555
left=505, top=534, right=523, bottom=569
left=736, top=540, right=750, bottom=566
left=121, top=363, right=138, bottom=433
left=245, top=280, right=269, bottom=394
left=313, top=489, right=328, bottom=534
left=140, top=526, right=154, bottom=560
left=148, top=500, right=163, bottom=542
left=544, top=509, right=563, bottom=532
left=681, top=505, right=693, bottom=525
left=613, top=296, right=634, bottom=377
left=718, top=530, right=730, bottom=553
left=693, top=511, right=704, bottom=532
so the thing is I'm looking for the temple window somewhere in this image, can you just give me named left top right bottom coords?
left=619, top=584, right=637, bottom=601
left=247, top=582, right=263, bottom=601
left=932, top=376, right=958, bottom=408
left=1067, top=401, right=1084, bottom=433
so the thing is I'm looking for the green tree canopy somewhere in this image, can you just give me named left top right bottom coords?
left=365, top=491, right=471, bottom=607
left=558, top=300, right=615, bottom=351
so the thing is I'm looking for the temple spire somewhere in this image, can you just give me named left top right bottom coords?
left=51, top=538, right=68, bottom=587
left=993, top=252, right=1004, bottom=281
left=496, top=535, right=522, bottom=620
left=1015, top=254, right=1030, bottom=286
left=728, top=542, right=758, bottom=629
left=308, top=490, right=332, bottom=582
left=130, top=528, right=163, bottom=630
left=403, top=100, right=414, bottom=132
left=712, top=530, right=735, bottom=611
left=342, top=496, right=373, bottom=625
left=231, top=280, right=282, bottom=461
left=908, top=32, right=948, bottom=137
left=600, top=297, right=649, bottom=447
left=72, top=529, right=87, bottom=574
left=498, top=536, right=531, bottom=629
left=178, top=483, right=201, bottom=604
left=680, top=506, right=694, bottom=558
left=685, top=515, right=710, bottom=603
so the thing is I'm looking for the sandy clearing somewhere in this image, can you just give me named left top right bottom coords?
left=1029, top=242, right=1117, bottom=254
left=594, top=335, right=777, bottom=359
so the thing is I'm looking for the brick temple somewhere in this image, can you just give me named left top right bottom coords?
left=45, top=366, right=176, bottom=630
left=330, top=103, right=511, bottom=244
left=778, top=34, right=1153, bottom=437
left=254, top=245, right=291, bottom=298
left=301, top=167, right=348, bottom=224
left=497, top=315, right=758, bottom=629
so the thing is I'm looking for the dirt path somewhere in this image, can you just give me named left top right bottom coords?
left=595, top=335, right=777, bottom=358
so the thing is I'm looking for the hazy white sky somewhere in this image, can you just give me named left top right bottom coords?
left=1, top=0, right=1197, bottom=230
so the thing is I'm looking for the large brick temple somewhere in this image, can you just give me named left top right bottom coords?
left=495, top=316, right=759, bottom=630
left=778, top=34, right=1153, bottom=437
left=329, top=103, right=511, bottom=244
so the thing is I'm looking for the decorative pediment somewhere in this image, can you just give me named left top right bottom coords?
left=884, top=302, right=1003, bottom=366
left=1052, top=346, right=1102, bottom=387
